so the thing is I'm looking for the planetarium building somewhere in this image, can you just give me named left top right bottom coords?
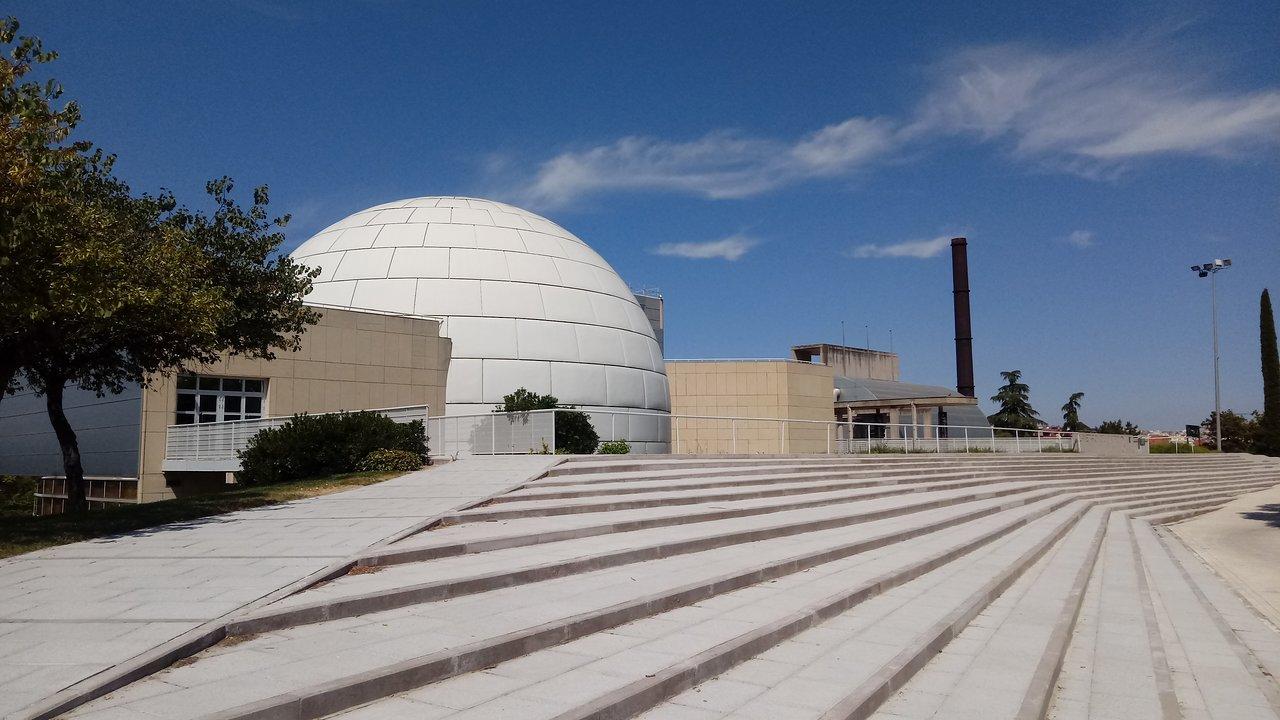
left=290, top=196, right=671, bottom=450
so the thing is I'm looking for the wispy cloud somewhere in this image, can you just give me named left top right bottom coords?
left=652, top=235, right=761, bottom=261
left=520, top=119, right=899, bottom=207
left=1063, top=230, right=1096, bottom=248
left=508, top=34, right=1280, bottom=205
left=850, top=235, right=952, bottom=259
left=912, top=42, right=1280, bottom=170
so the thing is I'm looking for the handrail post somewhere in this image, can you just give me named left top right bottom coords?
left=778, top=420, right=784, bottom=454
left=674, top=416, right=680, bottom=454
left=964, top=427, right=970, bottom=453
left=732, top=419, right=737, bottom=454
left=1015, top=429, right=1021, bottom=453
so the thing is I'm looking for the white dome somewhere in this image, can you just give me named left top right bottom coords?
left=291, top=197, right=670, bottom=419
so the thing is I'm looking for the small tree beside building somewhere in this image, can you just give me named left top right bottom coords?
left=496, top=388, right=600, bottom=454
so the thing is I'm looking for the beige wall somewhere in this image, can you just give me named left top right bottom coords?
left=666, top=360, right=835, bottom=454
left=137, top=307, right=451, bottom=501
left=791, top=345, right=899, bottom=381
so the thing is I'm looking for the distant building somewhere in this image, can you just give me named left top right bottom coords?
left=666, top=342, right=991, bottom=453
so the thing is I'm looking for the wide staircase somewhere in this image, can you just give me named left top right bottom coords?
left=68, top=453, right=1280, bottom=720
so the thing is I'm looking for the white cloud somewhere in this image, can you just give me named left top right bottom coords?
left=520, top=119, right=898, bottom=207
left=511, top=36, right=1280, bottom=205
left=912, top=43, right=1280, bottom=166
left=652, top=235, right=760, bottom=261
left=1064, top=230, right=1096, bottom=248
left=850, top=235, right=952, bottom=259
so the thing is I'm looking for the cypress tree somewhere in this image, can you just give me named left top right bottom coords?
left=1259, top=289, right=1280, bottom=456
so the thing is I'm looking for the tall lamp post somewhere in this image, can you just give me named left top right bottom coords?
left=1191, top=258, right=1232, bottom=451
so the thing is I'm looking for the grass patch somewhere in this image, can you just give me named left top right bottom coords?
left=1149, top=443, right=1214, bottom=454
left=0, top=471, right=398, bottom=559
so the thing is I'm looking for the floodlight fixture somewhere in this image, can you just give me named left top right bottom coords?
left=1190, top=258, right=1232, bottom=450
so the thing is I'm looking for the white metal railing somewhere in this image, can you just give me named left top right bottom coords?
left=164, top=405, right=430, bottom=466
left=425, top=409, right=1129, bottom=456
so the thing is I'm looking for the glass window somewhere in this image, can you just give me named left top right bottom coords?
left=174, top=374, right=267, bottom=425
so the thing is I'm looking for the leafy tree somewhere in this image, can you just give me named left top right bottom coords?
left=1096, top=419, right=1141, bottom=435
left=987, top=370, right=1040, bottom=431
left=1202, top=410, right=1257, bottom=453
left=1061, top=392, right=1089, bottom=432
left=1, top=21, right=318, bottom=512
left=1258, top=289, right=1280, bottom=456
left=495, top=387, right=600, bottom=453
left=0, top=17, right=88, bottom=405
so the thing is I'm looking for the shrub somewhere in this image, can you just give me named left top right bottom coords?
left=598, top=440, right=630, bottom=455
left=555, top=409, right=600, bottom=454
left=238, top=411, right=427, bottom=484
left=357, top=448, right=425, bottom=472
left=494, top=387, right=599, bottom=454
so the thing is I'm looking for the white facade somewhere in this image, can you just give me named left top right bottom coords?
left=290, top=197, right=670, bottom=449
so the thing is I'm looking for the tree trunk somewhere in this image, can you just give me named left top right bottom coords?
left=43, top=376, right=88, bottom=514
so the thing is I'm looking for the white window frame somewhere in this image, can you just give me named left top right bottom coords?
left=175, top=374, right=267, bottom=425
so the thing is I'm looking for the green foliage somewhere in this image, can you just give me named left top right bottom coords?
left=357, top=448, right=425, bottom=472
left=1258, top=289, right=1280, bottom=456
left=497, top=387, right=556, bottom=413
left=1149, top=442, right=1213, bottom=454
left=494, top=387, right=600, bottom=454
left=0, top=20, right=318, bottom=512
left=1202, top=410, right=1259, bottom=454
left=556, top=409, right=600, bottom=454
left=1061, top=392, right=1089, bottom=432
left=238, top=412, right=427, bottom=484
left=1096, top=419, right=1141, bottom=435
left=987, top=370, right=1041, bottom=430
left=597, top=440, right=631, bottom=455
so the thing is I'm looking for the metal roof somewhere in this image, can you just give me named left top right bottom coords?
left=834, top=376, right=966, bottom=403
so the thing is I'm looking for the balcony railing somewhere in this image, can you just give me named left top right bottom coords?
left=163, top=405, right=429, bottom=472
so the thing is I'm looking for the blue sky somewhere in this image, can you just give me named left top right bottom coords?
left=15, top=1, right=1280, bottom=429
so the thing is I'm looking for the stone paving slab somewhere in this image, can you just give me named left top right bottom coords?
left=0, top=455, right=557, bottom=720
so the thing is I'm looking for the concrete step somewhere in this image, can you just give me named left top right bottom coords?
left=372, top=470, right=1275, bottom=567
left=76, top=492, right=1096, bottom=718
left=336, top=501, right=1094, bottom=720
left=62, top=458, right=1279, bottom=720
left=502, top=462, right=1218, bottom=502
left=1132, top=519, right=1280, bottom=719
left=448, top=467, right=1274, bottom=523
left=1155, top=525, right=1280, bottom=685
left=531, top=456, right=1201, bottom=489
left=244, top=477, right=1275, bottom=634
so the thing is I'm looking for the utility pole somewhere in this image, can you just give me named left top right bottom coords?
left=1192, top=259, right=1232, bottom=451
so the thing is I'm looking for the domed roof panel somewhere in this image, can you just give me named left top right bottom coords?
left=290, top=196, right=668, bottom=415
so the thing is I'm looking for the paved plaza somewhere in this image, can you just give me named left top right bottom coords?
left=0, top=456, right=557, bottom=719
left=4, top=453, right=1280, bottom=720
